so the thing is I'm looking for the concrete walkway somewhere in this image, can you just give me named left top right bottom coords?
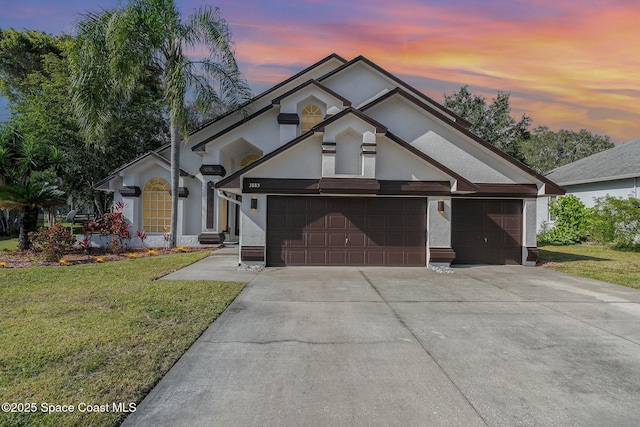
left=160, top=246, right=259, bottom=283
left=124, top=258, right=640, bottom=426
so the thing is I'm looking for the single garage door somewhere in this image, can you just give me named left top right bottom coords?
left=267, top=196, right=426, bottom=266
left=451, top=199, right=523, bottom=265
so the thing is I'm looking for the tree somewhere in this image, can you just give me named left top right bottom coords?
left=70, top=0, right=252, bottom=247
left=0, top=28, right=169, bottom=213
left=0, top=182, right=66, bottom=250
left=0, top=121, right=64, bottom=240
left=521, top=126, right=614, bottom=174
left=444, top=85, right=531, bottom=160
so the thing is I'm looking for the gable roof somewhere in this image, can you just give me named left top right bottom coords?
left=318, top=55, right=471, bottom=129
left=94, top=151, right=195, bottom=190
left=215, top=107, right=478, bottom=192
left=546, top=138, right=640, bottom=186
left=360, top=87, right=565, bottom=195
left=187, top=54, right=347, bottom=136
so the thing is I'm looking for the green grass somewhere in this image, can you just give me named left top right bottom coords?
left=0, top=238, right=18, bottom=251
left=539, top=243, right=640, bottom=289
left=0, top=252, right=245, bottom=426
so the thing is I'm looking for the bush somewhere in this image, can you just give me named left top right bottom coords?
left=588, top=196, right=640, bottom=250
left=29, top=223, right=77, bottom=261
left=538, top=195, right=588, bottom=245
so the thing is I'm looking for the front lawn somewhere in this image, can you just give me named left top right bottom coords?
left=0, top=238, right=17, bottom=251
left=0, top=252, right=245, bottom=426
left=539, top=244, right=640, bottom=289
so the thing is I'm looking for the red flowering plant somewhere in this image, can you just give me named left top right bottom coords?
left=82, top=202, right=132, bottom=253
left=136, top=230, right=148, bottom=248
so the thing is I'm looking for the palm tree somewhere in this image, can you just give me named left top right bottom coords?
left=70, top=0, right=251, bottom=247
left=0, top=182, right=66, bottom=250
left=0, top=123, right=65, bottom=246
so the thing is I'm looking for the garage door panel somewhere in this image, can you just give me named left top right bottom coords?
left=347, top=233, right=365, bottom=247
left=308, top=251, right=327, bottom=265
left=329, top=213, right=347, bottom=229
left=328, top=232, right=346, bottom=247
left=328, top=251, right=346, bottom=265
left=288, top=250, right=307, bottom=264
left=308, top=232, right=327, bottom=246
left=267, top=196, right=425, bottom=266
left=348, top=251, right=365, bottom=264
left=367, top=215, right=386, bottom=229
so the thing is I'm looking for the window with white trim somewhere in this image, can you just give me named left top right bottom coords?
left=301, top=104, right=322, bottom=134
left=142, top=177, right=171, bottom=232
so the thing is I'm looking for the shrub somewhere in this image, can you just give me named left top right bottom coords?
left=539, top=195, right=588, bottom=245
left=588, top=196, right=640, bottom=250
left=29, top=223, right=77, bottom=261
left=82, top=202, right=132, bottom=253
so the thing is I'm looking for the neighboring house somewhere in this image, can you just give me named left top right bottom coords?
left=96, top=54, right=564, bottom=267
left=537, top=138, right=640, bottom=232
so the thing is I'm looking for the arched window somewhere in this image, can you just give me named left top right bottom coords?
left=301, top=104, right=322, bottom=134
left=240, top=153, right=261, bottom=167
left=142, top=177, right=171, bottom=232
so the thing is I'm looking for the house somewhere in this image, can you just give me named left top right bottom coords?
left=537, top=138, right=640, bottom=231
left=96, top=54, right=564, bottom=267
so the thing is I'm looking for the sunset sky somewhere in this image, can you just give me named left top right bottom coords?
left=1, top=0, right=638, bottom=143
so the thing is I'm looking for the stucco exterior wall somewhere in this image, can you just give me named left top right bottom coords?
left=322, top=62, right=393, bottom=107
left=427, top=197, right=451, bottom=248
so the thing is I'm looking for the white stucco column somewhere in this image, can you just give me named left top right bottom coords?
left=523, top=198, right=537, bottom=266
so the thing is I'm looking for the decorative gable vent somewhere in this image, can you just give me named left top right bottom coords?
left=335, top=129, right=361, bottom=175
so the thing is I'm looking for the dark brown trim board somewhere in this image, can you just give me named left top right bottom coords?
left=429, top=247, right=456, bottom=263
left=318, top=178, right=381, bottom=194
left=206, top=182, right=215, bottom=229
left=200, top=165, right=227, bottom=176
left=242, top=178, right=320, bottom=194
left=526, top=247, right=539, bottom=263
left=277, top=113, right=299, bottom=124
left=378, top=180, right=451, bottom=195
left=241, top=246, right=265, bottom=262
left=464, top=184, right=538, bottom=198
left=119, top=186, right=141, bottom=197
left=198, top=233, right=225, bottom=245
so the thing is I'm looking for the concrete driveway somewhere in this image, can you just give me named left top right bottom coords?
left=123, top=263, right=640, bottom=426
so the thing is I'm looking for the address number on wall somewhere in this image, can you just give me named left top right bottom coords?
left=248, top=182, right=261, bottom=188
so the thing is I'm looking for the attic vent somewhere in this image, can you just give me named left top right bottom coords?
left=335, top=130, right=361, bottom=175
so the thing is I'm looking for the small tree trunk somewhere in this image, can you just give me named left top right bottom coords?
left=18, top=206, right=39, bottom=251
left=169, top=116, right=180, bottom=248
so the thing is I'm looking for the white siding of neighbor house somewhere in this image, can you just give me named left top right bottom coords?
left=536, top=177, right=639, bottom=233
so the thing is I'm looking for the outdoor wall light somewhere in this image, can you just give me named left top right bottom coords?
left=437, top=199, right=445, bottom=216
left=251, top=197, right=258, bottom=210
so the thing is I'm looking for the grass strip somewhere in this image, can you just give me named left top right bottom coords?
left=0, top=252, right=244, bottom=426
left=539, top=244, right=640, bottom=289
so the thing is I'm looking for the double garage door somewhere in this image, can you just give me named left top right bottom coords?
left=267, top=196, right=426, bottom=266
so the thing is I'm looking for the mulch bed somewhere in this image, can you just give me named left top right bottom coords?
left=0, top=246, right=215, bottom=269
